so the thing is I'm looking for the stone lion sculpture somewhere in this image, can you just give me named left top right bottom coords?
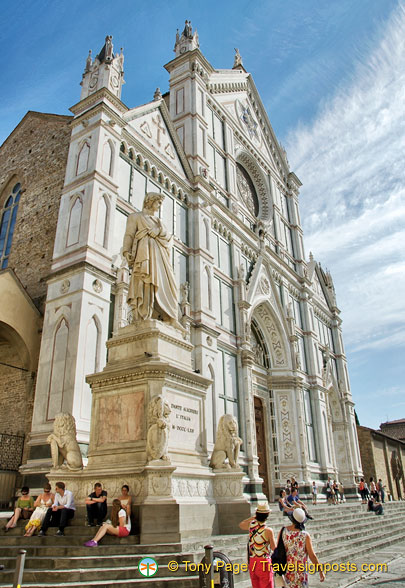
left=210, top=414, right=242, bottom=470
left=47, top=413, right=83, bottom=471
left=146, top=395, right=171, bottom=463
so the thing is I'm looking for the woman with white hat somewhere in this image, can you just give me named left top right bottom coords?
left=281, top=507, right=325, bottom=586
left=239, top=502, right=276, bottom=588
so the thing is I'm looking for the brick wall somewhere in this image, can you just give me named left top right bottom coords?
left=0, top=111, right=71, bottom=463
left=0, top=111, right=72, bottom=312
left=0, top=342, right=33, bottom=437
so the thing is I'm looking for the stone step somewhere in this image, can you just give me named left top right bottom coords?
left=0, top=552, right=198, bottom=570
left=0, top=503, right=404, bottom=588
left=0, top=578, right=199, bottom=588
left=0, top=563, right=198, bottom=584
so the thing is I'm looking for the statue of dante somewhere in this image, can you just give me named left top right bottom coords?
left=123, top=192, right=181, bottom=329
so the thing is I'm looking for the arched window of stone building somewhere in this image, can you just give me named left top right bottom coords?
left=95, top=195, right=108, bottom=247
left=236, top=163, right=259, bottom=217
left=76, top=141, right=90, bottom=175
left=67, top=197, right=83, bottom=246
left=47, top=318, right=69, bottom=420
left=250, top=320, right=270, bottom=369
left=102, top=140, right=113, bottom=176
left=0, top=182, right=21, bottom=269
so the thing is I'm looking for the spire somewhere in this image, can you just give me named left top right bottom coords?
left=96, top=35, right=114, bottom=64
left=174, top=20, right=200, bottom=57
left=154, top=87, right=162, bottom=101
left=80, top=35, right=125, bottom=101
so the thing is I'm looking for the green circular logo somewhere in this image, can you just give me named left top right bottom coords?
left=138, top=557, right=158, bottom=577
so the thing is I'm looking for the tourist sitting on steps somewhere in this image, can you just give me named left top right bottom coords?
left=116, top=484, right=132, bottom=520
left=278, top=489, right=295, bottom=517
left=84, top=499, right=131, bottom=547
left=286, top=488, right=314, bottom=519
left=85, top=482, right=107, bottom=526
left=4, top=487, right=34, bottom=531
left=24, top=483, right=54, bottom=536
left=38, top=481, right=75, bottom=536
left=368, top=497, right=384, bottom=516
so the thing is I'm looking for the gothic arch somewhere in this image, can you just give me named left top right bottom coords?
left=80, top=314, right=102, bottom=420
left=250, top=301, right=291, bottom=369
left=47, top=317, right=69, bottom=420
left=102, top=140, right=114, bottom=176
left=94, top=194, right=110, bottom=247
left=66, top=195, right=83, bottom=246
left=235, top=150, right=272, bottom=222
left=76, top=140, right=90, bottom=175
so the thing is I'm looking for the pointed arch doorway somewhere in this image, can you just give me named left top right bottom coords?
left=254, top=396, right=269, bottom=498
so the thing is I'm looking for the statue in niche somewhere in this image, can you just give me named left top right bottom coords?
left=210, top=414, right=242, bottom=470
left=180, top=281, right=190, bottom=305
left=47, top=413, right=83, bottom=471
left=123, top=192, right=183, bottom=331
left=146, top=395, right=171, bottom=463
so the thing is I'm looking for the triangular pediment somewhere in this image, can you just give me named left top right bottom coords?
left=246, top=256, right=285, bottom=323
left=209, top=71, right=289, bottom=175
left=312, top=266, right=332, bottom=309
left=124, top=101, right=193, bottom=181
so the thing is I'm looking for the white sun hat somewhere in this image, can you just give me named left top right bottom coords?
left=291, top=507, right=306, bottom=523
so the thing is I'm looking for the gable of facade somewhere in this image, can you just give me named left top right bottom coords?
left=0, top=28, right=362, bottom=502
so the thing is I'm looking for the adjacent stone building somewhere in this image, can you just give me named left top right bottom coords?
left=0, top=25, right=363, bottom=503
left=357, top=425, right=405, bottom=500
left=380, top=419, right=405, bottom=442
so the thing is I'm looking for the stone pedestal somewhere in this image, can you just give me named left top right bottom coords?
left=213, top=470, right=251, bottom=534
left=49, top=320, right=249, bottom=543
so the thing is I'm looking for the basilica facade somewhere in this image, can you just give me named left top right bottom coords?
left=0, top=24, right=362, bottom=502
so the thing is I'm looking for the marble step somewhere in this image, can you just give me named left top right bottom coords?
left=0, top=578, right=199, bottom=588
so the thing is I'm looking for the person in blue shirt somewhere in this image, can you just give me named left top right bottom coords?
left=286, top=488, right=313, bottom=520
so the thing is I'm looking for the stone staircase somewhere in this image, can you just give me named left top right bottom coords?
left=0, top=502, right=404, bottom=587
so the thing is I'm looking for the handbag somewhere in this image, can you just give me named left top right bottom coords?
left=275, top=575, right=287, bottom=588
left=271, top=527, right=287, bottom=575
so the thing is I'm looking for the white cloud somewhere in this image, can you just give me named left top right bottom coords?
left=286, top=2, right=405, bottom=353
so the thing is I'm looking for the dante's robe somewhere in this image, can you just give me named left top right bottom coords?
left=123, top=211, right=178, bottom=321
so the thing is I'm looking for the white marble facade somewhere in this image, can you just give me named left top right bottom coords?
left=28, top=25, right=362, bottom=498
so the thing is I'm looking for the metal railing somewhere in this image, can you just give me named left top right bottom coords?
left=0, top=433, right=24, bottom=471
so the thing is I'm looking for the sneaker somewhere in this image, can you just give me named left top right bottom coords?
left=38, top=530, right=46, bottom=536
left=56, top=530, right=64, bottom=536
left=84, top=540, right=98, bottom=547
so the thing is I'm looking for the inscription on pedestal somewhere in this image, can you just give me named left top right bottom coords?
left=165, top=391, right=201, bottom=450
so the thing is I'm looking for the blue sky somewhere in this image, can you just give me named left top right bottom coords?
left=1, top=1, right=404, bottom=428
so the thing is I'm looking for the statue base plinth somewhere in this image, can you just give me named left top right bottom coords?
left=212, top=470, right=250, bottom=534
left=106, top=319, right=193, bottom=370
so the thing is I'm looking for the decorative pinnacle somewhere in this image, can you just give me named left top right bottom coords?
left=154, top=87, right=162, bottom=101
